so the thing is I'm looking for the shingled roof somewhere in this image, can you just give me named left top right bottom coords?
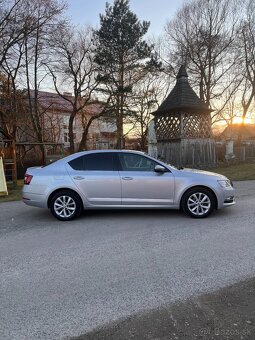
left=29, top=90, right=102, bottom=115
left=153, top=65, right=213, bottom=115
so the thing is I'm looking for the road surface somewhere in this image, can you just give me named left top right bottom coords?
left=0, top=181, right=255, bottom=339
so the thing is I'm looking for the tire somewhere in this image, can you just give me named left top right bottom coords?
left=50, top=190, right=83, bottom=221
left=181, top=187, right=216, bottom=218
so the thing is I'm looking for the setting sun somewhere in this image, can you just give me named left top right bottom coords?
left=231, top=116, right=254, bottom=124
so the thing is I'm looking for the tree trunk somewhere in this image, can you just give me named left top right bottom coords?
left=78, top=121, right=91, bottom=151
left=236, top=109, right=247, bottom=146
left=68, top=114, right=75, bottom=154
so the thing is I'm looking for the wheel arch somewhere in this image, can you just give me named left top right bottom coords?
left=47, top=187, right=83, bottom=208
left=180, top=185, right=218, bottom=210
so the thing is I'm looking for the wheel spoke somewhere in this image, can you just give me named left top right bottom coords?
left=201, top=203, right=209, bottom=208
left=201, top=195, right=207, bottom=202
left=55, top=203, right=63, bottom=208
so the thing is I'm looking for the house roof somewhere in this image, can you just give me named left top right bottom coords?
left=153, top=65, right=213, bottom=115
left=29, top=90, right=101, bottom=115
left=220, top=124, right=255, bottom=140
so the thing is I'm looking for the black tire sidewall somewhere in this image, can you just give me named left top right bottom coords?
left=50, top=190, right=82, bottom=221
left=181, top=187, right=215, bottom=218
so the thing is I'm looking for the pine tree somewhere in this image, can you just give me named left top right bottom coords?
left=94, top=0, right=158, bottom=148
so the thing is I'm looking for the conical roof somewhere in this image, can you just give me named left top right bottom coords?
left=153, top=66, right=213, bottom=115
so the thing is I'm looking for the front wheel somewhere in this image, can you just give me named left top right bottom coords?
left=50, top=190, right=82, bottom=221
left=181, top=187, right=216, bottom=218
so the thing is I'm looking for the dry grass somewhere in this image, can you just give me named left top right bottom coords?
left=0, top=180, right=23, bottom=203
left=206, top=163, right=255, bottom=181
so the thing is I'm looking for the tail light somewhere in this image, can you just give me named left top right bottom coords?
left=24, top=173, right=33, bottom=185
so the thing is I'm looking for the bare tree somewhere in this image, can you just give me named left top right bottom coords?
left=0, top=72, right=26, bottom=140
left=22, top=0, right=65, bottom=161
left=129, top=73, right=168, bottom=151
left=48, top=25, right=106, bottom=153
left=165, top=0, right=239, bottom=108
left=0, top=0, right=64, bottom=67
left=235, top=0, right=255, bottom=143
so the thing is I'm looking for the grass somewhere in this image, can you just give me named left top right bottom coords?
left=0, top=179, right=23, bottom=203
left=206, top=162, right=255, bottom=181
left=0, top=163, right=254, bottom=203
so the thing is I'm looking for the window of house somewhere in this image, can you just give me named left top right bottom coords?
left=63, top=116, right=69, bottom=130
left=64, top=132, right=76, bottom=143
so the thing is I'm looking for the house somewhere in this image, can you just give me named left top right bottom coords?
left=26, top=90, right=117, bottom=151
left=220, top=124, right=255, bottom=143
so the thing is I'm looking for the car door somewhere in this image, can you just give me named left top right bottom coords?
left=67, top=152, right=121, bottom=206
left=118, top=152, right=174, bottom=206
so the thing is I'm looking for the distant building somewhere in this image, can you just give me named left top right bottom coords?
left=220, top=124, right=255, bottom=143
left=19, top=90, right=117, bottom=151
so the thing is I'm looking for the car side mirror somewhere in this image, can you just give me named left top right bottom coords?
left=154, top=165, right=166, bottom=173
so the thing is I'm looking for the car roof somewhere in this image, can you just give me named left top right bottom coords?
left=71, top=149, right=145, bottom=156
left=55, top=149, right=146, bottom=164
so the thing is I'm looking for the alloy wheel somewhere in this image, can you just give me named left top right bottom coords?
left=53, top=195, right=76, bottom=218
left=187, top=192, right=211, bottom=216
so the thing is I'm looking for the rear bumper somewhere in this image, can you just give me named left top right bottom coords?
left=22, top=192, right=47, bottom=208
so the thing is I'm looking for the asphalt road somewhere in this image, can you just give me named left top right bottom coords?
left=0, top=181, right=255, bottom=340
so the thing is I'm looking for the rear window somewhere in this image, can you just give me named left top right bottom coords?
left=68, top=153, right=115, bottom=171
left=68, top=156, right=84, bottom=170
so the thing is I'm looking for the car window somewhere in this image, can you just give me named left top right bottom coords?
left=68, top=153, right=115, bottom=171
left=68, top=156, right=84, bottom=170
left=118, top=153, right=157, bottom=171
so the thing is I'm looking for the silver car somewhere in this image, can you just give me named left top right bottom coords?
left=22, top=150, right=235, bottom=221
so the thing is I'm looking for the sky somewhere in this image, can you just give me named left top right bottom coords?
left=66, top=0, right=185, bottom=36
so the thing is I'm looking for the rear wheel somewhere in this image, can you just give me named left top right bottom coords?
left=50, top=190, right=82, bottom=221
left=181, top=187, right=215, bottom=218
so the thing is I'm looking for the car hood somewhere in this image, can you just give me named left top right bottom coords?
left=179, top=168, right=227, bottom=179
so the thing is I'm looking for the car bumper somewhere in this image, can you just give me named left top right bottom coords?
left=217, top=186, right=236, bottom=209
left=22, top=192, right=47, bottom=208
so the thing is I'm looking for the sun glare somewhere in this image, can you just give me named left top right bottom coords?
left=232, top=116, right=245, bottom=124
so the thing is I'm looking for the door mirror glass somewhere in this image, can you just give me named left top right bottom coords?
left=154, top=165, right=166, bottom=173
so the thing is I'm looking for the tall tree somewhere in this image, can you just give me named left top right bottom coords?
left=94, top=0, right=159, bottom=148
left=0, top=72, right=26, bottom=140
left=235, top=0, right=255, bottom=144
left=130, top=73, right=167, bottom=151
left=23, top=0, right=65, bottom=161
left=48, top=25, right=105, bottom=153
left=165, top=0, right=238, bottom=108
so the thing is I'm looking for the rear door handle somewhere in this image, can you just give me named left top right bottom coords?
left=122, top=177, right=133, bottom=180
left=73, top=176, right=85, bottom=180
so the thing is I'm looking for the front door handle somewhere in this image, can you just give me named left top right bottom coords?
left=73, top=176, right=85, bottom=180
left=122, top=176, right=133, bottom=180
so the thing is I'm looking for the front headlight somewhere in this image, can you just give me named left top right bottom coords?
left=218, top=180, right=232, bottom=188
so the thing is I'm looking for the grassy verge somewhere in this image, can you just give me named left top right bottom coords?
left=206, top=162, right=255, bottom=181
left=0, top=179, right=23, bottom=203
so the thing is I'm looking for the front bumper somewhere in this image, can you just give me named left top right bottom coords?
left=218, top=185, right=236, bottom=209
